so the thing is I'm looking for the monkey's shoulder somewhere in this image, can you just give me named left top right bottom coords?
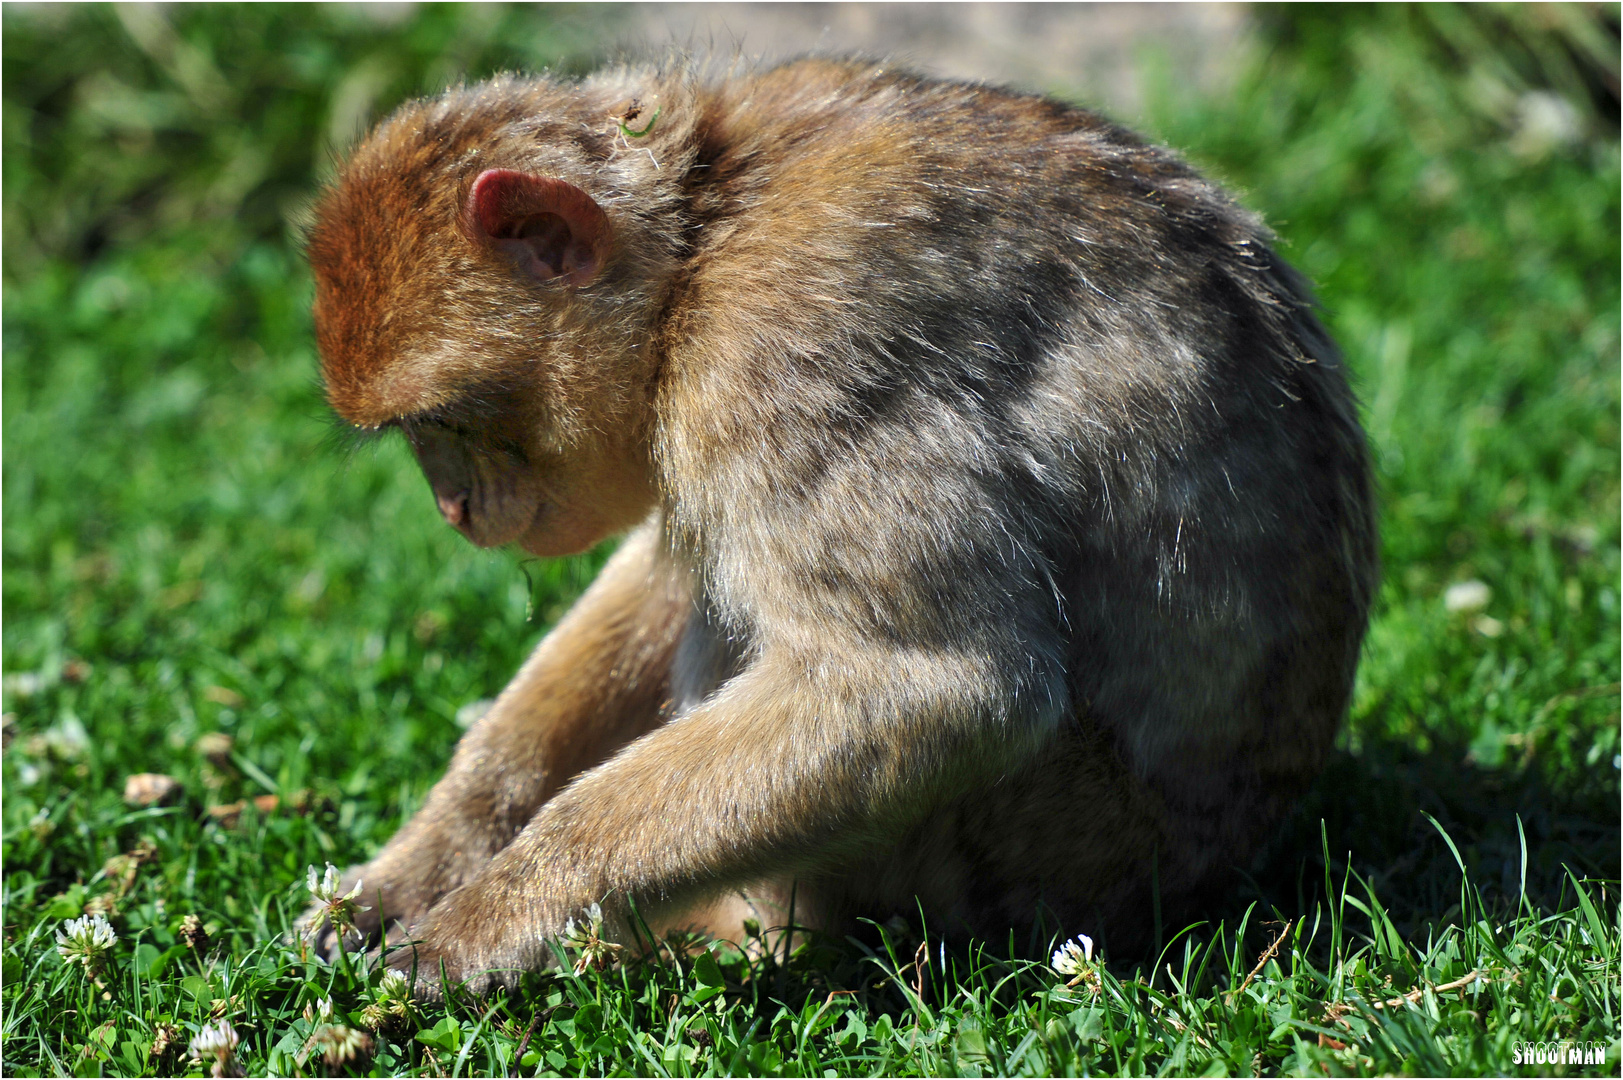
left=700, top=61, right=1218, bottom=218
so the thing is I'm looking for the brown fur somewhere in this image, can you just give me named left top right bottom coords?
left=305, top=59, right=1377, bottom=994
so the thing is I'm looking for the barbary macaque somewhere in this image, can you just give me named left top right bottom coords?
left=306, top=58, right=1377, bottom=994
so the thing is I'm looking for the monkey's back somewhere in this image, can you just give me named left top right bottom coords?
left=658, top=61, right=1377, bottom=945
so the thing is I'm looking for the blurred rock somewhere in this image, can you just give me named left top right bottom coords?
left=194, top=731, right=236, bottom=769
left=206, top=789, right=313, bottom=827
left=124, top=772, right=182, bottom=807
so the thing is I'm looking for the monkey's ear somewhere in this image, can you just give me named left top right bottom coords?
left=465, top=169, right=610, bottom=285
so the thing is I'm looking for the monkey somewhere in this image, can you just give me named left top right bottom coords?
left=304, top=58, right=1378, bottom=995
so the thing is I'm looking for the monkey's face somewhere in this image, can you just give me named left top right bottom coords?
left=394, top=392, right=656, bottom=557
left=310, top=143, right=661, bottom=557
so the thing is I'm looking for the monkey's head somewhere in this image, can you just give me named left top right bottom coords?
left=307, top=77, right=691, bottom=556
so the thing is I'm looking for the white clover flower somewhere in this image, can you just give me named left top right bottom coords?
left=303, top=862, right=368, bottom=941
left=150, top=1022, right=179, bottom=1061
left=180, top=913, right=208, bottom=951
left=307, top=1024, right=374, bottom=1068
left=307, top=863, right=360, bottom=904
left=361, top=967, right=413, bottom=1024
left=56, top=913, right=117, bottom=974
left=1051, top=933, right=1094, bottom=976
left=315, top=996, right=334, bottom=1022
left=559, top=902, right=622, bottom=974
left=188, top=1020, right=243, bottom=1078
left=189, top=1019, right=239, bottom=1056
left=1052, top=933, right=1103, bottom=996
left=377, top=968, right=409, bottom=1001
left=560, top=902, right=604, bottom=948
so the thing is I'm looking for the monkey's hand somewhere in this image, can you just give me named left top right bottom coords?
left=381, top=640, right=1068, bottom=997
left=379, top=879, right=581, bottom=998
left=311, top=525, right=686, bottom=967
left=300, top=789, right=532, bottom=962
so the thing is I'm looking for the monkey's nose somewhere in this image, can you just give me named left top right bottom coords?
left=435, top=490, right=470, bottom=528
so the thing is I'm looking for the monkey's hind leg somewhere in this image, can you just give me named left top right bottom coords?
left=309, top=523, right=689, bottom=955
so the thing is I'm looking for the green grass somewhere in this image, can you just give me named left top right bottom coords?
left=3, top=5, right=1618, bottom=1076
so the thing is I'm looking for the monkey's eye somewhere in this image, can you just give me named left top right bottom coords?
left=400, top=412, right=471, bottom=441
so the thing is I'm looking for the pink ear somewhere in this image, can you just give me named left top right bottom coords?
left=465, top=169, right=609, bottom=284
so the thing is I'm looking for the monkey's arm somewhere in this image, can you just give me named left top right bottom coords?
left=392, top=631, right=1068, bottom=990
left=327, top=520, right=690, bottom=944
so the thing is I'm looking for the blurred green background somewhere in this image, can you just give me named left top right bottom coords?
left=2, top=0, right=1617, bottom=1038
